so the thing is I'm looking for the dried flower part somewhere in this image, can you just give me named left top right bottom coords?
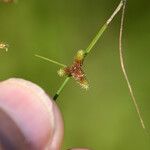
left=70, top=61, right=84, bottom=80
left=63, top=60, right=84, bottom=77
left=0, top=42, right=8, bottom=51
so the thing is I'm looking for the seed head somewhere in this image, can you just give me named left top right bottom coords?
left=57, top=50, right=89, bottom=90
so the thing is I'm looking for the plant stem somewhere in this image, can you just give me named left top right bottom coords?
left=118, top=0, right=145, bottom=129
left=54, top=0, right=124, bottom=100
left=53, top=77, right=70, bottom=100
left=84, top=0, right=124, bottom=55
left=35, top=54, right=67, bottom=67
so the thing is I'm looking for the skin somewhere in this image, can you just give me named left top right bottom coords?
left=0, top=78, right=90, bottom=150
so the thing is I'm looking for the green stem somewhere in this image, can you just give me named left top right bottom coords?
left=53, top=77, right=70, bottom=100
left=84, top=24, right=107, bottom=55
left=54, top=0, right=124, bottom=100
left=35, top=54, right=66, bottom=67
left=84, top=0, right=124, bottom=55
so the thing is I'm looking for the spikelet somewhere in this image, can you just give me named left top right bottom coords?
left=57, top=50, right=89, bottom=90
left=79, top=79, right=89, bottom=90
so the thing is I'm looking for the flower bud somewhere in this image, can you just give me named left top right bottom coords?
left=75, top=50, right=84, bottom=61
left=57, top=68, right=66, bottom=77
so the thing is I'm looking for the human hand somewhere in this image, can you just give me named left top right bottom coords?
left=0, top=78, right=90, bottom=150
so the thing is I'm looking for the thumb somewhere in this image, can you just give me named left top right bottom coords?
left=0, top=78, right=64, bottom=150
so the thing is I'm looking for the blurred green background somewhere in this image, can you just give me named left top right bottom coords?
left=0, top=0, right=150, bottom=149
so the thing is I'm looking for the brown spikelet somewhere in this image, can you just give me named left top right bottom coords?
left=58, top=50, right=89, bottom=90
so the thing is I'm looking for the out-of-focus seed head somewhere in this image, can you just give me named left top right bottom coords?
left=0, top=42, right=9, bottom=51
left=0, top=0, right=16, bottom=3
